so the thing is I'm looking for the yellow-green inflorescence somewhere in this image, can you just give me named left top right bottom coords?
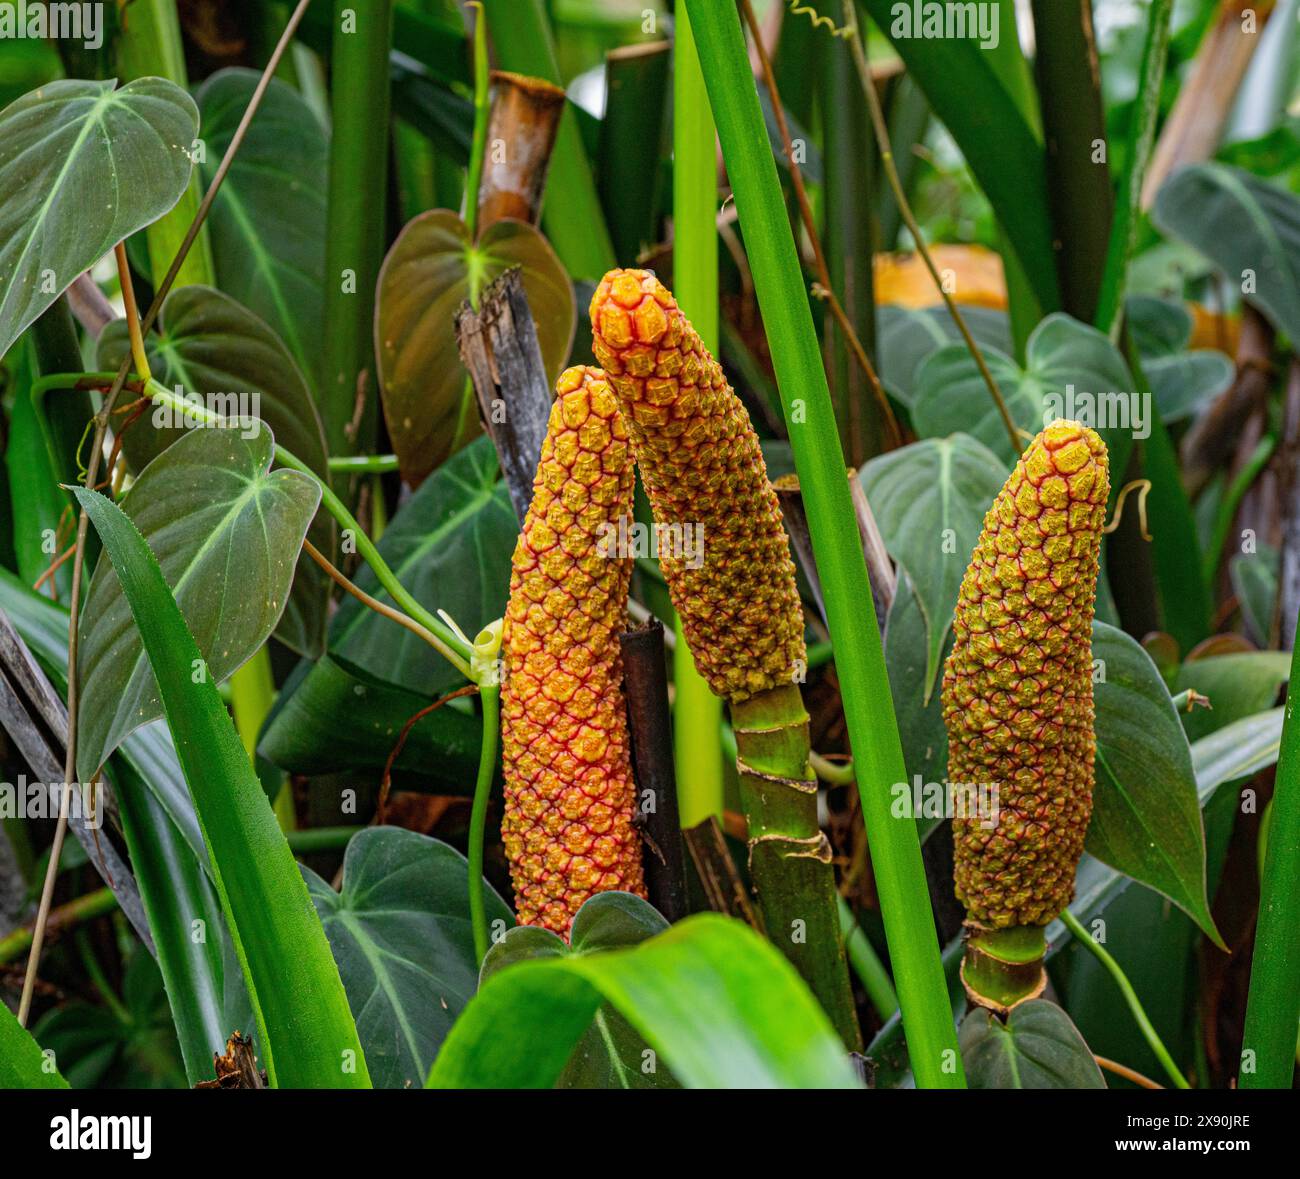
left=589, top=268, right=807, bottom=702
left=943, top=420, right=1110, bottom=934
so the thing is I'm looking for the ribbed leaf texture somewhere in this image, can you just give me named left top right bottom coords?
left=501, top=366, right=646, bottom=934
left=944, top=421, right=1109, bottom=927
left=590, top=269, right=805, bottom=701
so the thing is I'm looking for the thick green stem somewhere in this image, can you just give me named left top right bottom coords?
left=1241, top=627, right=1300, bottom=1088
left=671, top=3, right=725, bottom=829
left=731, top=684, right=860, bottom=1051
left=960, top=923, right=1046, bottom=1013
left=468, top=684, right=500, bottom=966
left=115, top=0, right=215, bottom=290
left=685, top=0, right=963, bottom=1087
left=0, top=887, right=118, bottom=965
left=322, top=0, right=394, bottom=455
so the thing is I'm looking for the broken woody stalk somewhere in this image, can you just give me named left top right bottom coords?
left=591, top=269, right=859, bottom=1049
left=943, top=421, right=1109, bottom=1012
left=501, top=365, right=647, bottom=934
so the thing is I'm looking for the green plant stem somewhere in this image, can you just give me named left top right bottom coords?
left=1095, top=0, right=1174, bottom=338
left=468, top=683, right=500, bottom=966
left=464, top=3, right=490, bottom=241
left=1205, top=435, right=1275, bottom=583
left=671, top=3, right=725, bottom=830
left=1061, top=908, right=1191, bottom=1089
left=329, top=454, right=401, bottom=474
left=684, top=0, right=963, bottom=1088
left=322, top=0, right=394, bottom=456
left=961, top=923, right=1046, bottom=1011
left=115, top=0, right=216, bottom=290
left=1241, top=627, right=1300, bottom=1088
left=837, top=895, right=898, bottom=1021
left=286, top=826, right=366, bottom=854
left=731, top=685, right=860, bottom=1050
left=482, top=0, right=615, bottom=279
left=0, top=887, right=118, bottom=965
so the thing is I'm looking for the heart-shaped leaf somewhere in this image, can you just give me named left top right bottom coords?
left=324, top=435, right=516, bottom=699
left=860, top=433, right=1008, bottom=696
left=912, top=313, right=1135, bottom=469
left=1153, top=163, right=1300, bottom=344
left=960, top=999, right=1105, bottom=1088
left=1125, top=295, right=1232, bottom=423
left=481, top=893, right=680, bottom=1089
left=375, top=210, right=575, bottom=484
left=97, top=284, right=333, bottom=655
left=304, top=827, right=513, bottom=1090
left=429, top=913, right=861, bottom=1089
left=876, top=304, right=1012, bottom=409
left=76, top=425, right=320, bottom=782
left=0, top=77, right=198, bottom=361
left=194, top=69, right=328, bottom=387
left=1088, top=621, right=1224, bottom=948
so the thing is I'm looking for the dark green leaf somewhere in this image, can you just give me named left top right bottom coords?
left=860, top=433, right=1007, bottom=695
left=0, top=78, right=197, bottom=361
left=194, top=69, right=328, bottom=387
left=1153, top=163, right=1300, bottom=343
left=912, top=314, right=1134, bottom=468
left=96, top=284, right=334, bottom=655
left=1231, top=545, right=1279, bottom=645
left=73, top=484, right=369, bottom=1088
left=1175, top=651, right=1290, bottom=742
left=375, top=210, right=575, bottom=483
left=877, top=304, right=1012, bottom=409
left=481, top=892, right=678, bottom=1089
left=960, top=999, right=1105, bottom=1088
left=259, top=654, right=482, bottom=790
left=1088, top=621, right=1224, bottom=947
left=325, top=436, right=516, bottom=699
left=305, top=828, right=512, bottom=1090
left=76, top=425, right=320, bottom=782
left=1126, top=295, right=1232, bottom=422
left=430, top=914, right=860, bottom=1089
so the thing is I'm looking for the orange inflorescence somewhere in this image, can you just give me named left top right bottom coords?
left=501, top=365, right=646, bottom=934
left=589, top=269, right=805, bottom=702
left=943, top=421, right=1109, bottom=928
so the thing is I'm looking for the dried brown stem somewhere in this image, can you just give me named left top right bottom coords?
left=475, top=71, right=567, bottom=231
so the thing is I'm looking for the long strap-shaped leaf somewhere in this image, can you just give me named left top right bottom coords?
left=1, top=998, right=67, bottom=1088
left=682, top=0, right=964, bottom=1088
left=427, top=915, right=859, bottom=1089
left=74, top=486, right=370, bottom=1089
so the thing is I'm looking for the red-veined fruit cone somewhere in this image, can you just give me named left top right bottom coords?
left=500, top=365, right=646, bottom=935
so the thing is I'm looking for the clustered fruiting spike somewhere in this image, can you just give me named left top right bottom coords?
left=500, top=365, right=646, bottom=935
left=589, top=268, right=806, bottom=702
left=943, top=420, right=1110, bottom=929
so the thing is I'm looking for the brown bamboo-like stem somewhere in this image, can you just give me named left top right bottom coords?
left=682, top=816, right=760, bottom=927
left=731, top=683, right=861, bottom=1051
left=620, top=620, right=689, bottom=924
left=475, top=71, right=566, bottom=231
